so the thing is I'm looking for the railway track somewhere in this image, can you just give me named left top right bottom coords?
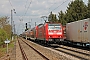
left=18, top=38, right=49, bottom=60
left=51, top=45, right=90, bottom=60
left=18, top=39, right=28, bottom=60
left=29, top=39, right=90, bottom=60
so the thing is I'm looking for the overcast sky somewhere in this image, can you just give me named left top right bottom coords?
left=0, top=0, right=88, bottom=34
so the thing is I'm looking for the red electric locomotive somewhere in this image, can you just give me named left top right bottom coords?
left=35, top=22, right=64, bottom=43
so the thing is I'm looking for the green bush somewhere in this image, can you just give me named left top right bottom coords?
left=0, top=29, right=7, bottom=45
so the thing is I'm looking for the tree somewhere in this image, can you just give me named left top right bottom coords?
left=3, top=24, right=11, bottom=39
left=65, top=0, right=87, bottom=23
left=48, top=0, right=88, bottom=24
left=58, top=11, right=67, bottom=25
left=0, top=16, right=11, bottom=39
left=86, top=0, right=90, bottom=18
left=48, top=11, right=58, bottom=23
left=0, top=16, right=9, bottom=28
left=0, top=29, right=7, bottom=45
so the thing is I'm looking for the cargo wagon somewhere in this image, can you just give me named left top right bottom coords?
left=66, top=18, right=90, bottom=47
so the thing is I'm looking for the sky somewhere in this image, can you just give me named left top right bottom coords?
left=0, top=0, right=88, bottom=34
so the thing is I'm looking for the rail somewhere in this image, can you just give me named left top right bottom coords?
left=22, top=39, right=49, bottom=60
left=18, top=39, right=28, bottom=60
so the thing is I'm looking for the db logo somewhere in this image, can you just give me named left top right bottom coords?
left=83, top=22, right=88, bottom=30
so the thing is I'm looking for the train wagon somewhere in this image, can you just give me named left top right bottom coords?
left=36, top=22, right=64, bottom=44
left=66, top=18, right=90, bottom=47
left=30, top=26, right=38, bottom=40
left=22, top=30, right=31, bottom=40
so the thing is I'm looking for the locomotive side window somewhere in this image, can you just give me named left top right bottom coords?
left=48, top=24, right=61, bottom=30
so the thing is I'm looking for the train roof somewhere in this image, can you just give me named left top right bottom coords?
left=37, top=23, right=43, bottom=26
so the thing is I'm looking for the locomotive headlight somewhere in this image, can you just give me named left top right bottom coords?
left=49, top=36, right=51, bottom=38
left=59, top=36, right=62, bottom=38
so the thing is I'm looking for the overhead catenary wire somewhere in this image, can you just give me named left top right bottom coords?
left=8, top=0, right=13, bottom=8
left=8, top=0, right=33, bottom=35
left=48, top=1, right=65, bottom=10
left=8, top=0, right=24, bottom=35
left=8, top=0, right=70, bottom=34
left=23, top=0, right=68, bottom=19
left=25, top=0, right=29, bottom=8
left=47, top=0, right=69, bottom=15
left=23, top=0, right=32, bottom=17
left=8, top=0, right=32, bottom=20
left=52, top=0, right=68, bottom=11
left=19, top=0, right=32, bottom=33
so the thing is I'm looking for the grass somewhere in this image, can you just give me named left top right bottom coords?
left=0, top=46, right=6, bottom=57
left=0, top=40, right=15, bottom=58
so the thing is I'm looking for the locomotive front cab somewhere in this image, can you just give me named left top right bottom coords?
left=47, top=23, right=64, bottom=43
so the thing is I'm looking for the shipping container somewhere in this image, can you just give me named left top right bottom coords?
left=66, top=18, right=90, bottom=46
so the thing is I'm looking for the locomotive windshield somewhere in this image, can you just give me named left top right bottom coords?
left=48, top=24, right=61, bottom=30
